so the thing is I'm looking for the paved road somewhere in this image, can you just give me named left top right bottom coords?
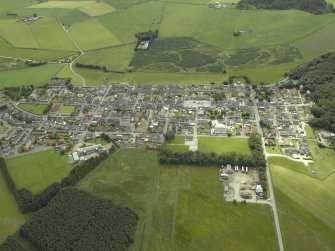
left=56, top=17, right=87, bottom=86
left=252, top=89, right=285, bottom=251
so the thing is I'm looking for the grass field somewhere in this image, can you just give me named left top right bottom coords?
left=198, top=136, right=251, bottom=154
left=0, top=172, right=25, bottom=244
left=0, top=64, right=63, bottom=89
left=171, top=135, right=185, bottom=144
left=308, top=140, right=335, bottom=178
left=0, top=17, right=77, bottom=51
left=166, top=144, right=189, bottom=153
left=305, top=124, right=315, bottom=139
left=58, top=105, right=76, bottom=114
left=18, top=103, right=47, bottom=115
left=70, top=19, right=121, bottom=51
left=6, top=149, right=73, bottom=194
left=56, top=64, right=83, bottom=86
left=77, top=44, right=135, bottom=70
left=85, top=137, right=108, bottom=145
left=270, top=157, right=335, bottom=251
left=77, top=149, right=278, bottom=251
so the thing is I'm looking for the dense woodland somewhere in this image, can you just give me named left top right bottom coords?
left=0, top=236, right=26, bottom=251
left=19, top=188, right=138, bottom=251
left=288, top=52, right=335, bottom=135
left=237, top=0, right=334, bottom=14
left=0, top=149, right=113, bottom=213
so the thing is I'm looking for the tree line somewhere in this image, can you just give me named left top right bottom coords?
left=237, top=0, right=334, bottom=14
left=0, top=148, right=115, bottom=213
left=18, top=188, right=138, bottom=251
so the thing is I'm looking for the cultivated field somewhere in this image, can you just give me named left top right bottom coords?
left=198, top=136, right=251, bottom=154
left=77, top=149, right=278, bottom=251
left=269, top=157, right=335, bottom=251
left=6, top=149, right=73, bottom=194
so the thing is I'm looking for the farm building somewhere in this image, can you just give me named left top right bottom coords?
left=255, top=185, right=263, bottom=194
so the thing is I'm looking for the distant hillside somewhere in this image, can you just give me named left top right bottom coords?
left=288, top=52, right=335, bottom=133
left=237, top=0, right=334, bottom=14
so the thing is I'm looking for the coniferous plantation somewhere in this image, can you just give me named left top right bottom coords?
left=17, top=188, right=138, bottom=251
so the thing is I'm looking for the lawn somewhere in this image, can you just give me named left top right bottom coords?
left=77, top=149, right=278, bottom=251
left=0, top=64, right=64, bottom=89
left=0, top=172, right=25, bottom=244
left=58, top=105, right=76, bottom=114
left=0, top=17, right=77, bottom=51
left=166, top=144, right=189, bottom=153
left=304, top=124, right=315, bottom=139
left=6, top=149, right=73, bottom=194
left=171, top=135, right=185, bottom=144
left=85, top=137, right=108, bottom=145
left=18, top=103, right=48, bottom=115
left=70, top=19, right=121, bottom=51
left=270, top=158, right=335, bottom=251
left=198, top=136, right=251, bottom=154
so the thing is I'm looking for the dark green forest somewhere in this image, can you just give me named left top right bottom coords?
left=19, top=188, right=138, bottom=251
left=0, top=236, right=26, bottom=251
left=288, top=52, right=335, bottom=134
left=237, top=0, right=334, bottom=14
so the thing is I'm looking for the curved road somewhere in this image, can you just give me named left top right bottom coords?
left=56, top=18, right=87, bottom=86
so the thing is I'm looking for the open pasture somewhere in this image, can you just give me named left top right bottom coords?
left=56, top=64, right=83, bottom=86
left=308, top=140, right=335, bottom=178
left=77, top=44, right=135, bottom=70
left=70, top=19, right=121, bottom=51
left=6, top=149, right=73, bottom=194
left=77, top=149, right=278, bottom=251
left=270, top=158, right=335, bottom=250
left=0, top=17, right=76, bottom=51
left=198, top=136, right=251, bottom=154
left=0, top=64, right=63, bottom=89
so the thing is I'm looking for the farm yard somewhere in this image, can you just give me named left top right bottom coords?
left=0, top=0, right=334, bottom=85
left=269, top=157, right=335, bottom=251
left=77, top=149, right=278, bottom=251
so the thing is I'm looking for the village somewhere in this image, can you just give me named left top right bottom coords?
left=0, top=80, right=327, bottom=165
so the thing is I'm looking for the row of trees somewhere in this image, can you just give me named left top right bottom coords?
left=19, top=188, right=138, bottom=251
left=159, top=133, right=266, bottom=168
left=237, top=0, right=334, bottom=14
left=0, top=149, right=114, bottom=213
left=288, top=52, right=335, bottom=133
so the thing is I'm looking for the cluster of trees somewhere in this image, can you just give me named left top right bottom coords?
left=159, top=133, right=266, bottom=168
left=135, top=29, right=159, bottom=50
left=228, top=75, right=251, bottom=85
left=19, top=188, right=138, bottom=251
left=0, top=149, right=114, bottom=213
left=3, top=86, right=34, bottom=101
left=288, top=52, right=335, bottom=133
left=100, top=133, right=112, bottom=143
left=164, top=131, right=175, bottom=143
left=237, top=0, right=334, bottom=14
left=25, top=60, right=46, bottom=67
left=43, top=103, right=52, bottom=115
left=0, top=236, right=27, bottom=251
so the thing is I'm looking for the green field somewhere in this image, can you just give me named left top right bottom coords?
left=0, top=172, right=25, bottom=244
left=304, top=124, right=315, bottom=139
left=308, top=140, right=335, bottom=178
left=269, top=157, right=335, bottom=251
left=18, top=103, right=48, bottom=115
left=70, top=19, right=121, bottom=51
left=198, top=136, right=251, bottom=154
left=0, top=64, right=64, bottom=89
left=171, top=135, right=185, bottom=144
left=0, top=17, right=77, bottom=51
left=58, top=105, right=76, bottom=114
left=77, top=149, right=278, bottom=251
left=85, top=137, right=108, bottom=145
left=77, top=44, right=135, bottom=70
left=56, top=64, right=83, bottom=86
left=6, top=149, right=73, bottom=194
left=166, top=144, right=189, bottom=153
